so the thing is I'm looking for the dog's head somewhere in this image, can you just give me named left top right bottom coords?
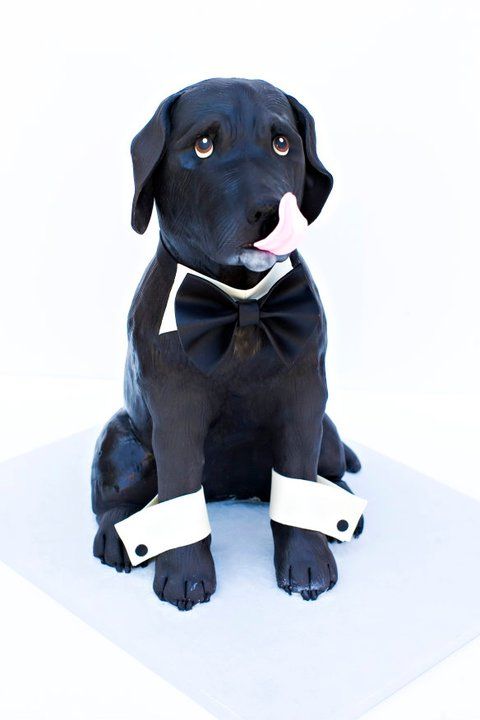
left=131, top=78, right=333, bottom=275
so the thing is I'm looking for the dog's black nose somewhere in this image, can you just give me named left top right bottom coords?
left=247, top=202, right=277, bottom=225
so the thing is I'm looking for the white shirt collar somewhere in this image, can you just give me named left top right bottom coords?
left=159, top=257, right=294, bottom=335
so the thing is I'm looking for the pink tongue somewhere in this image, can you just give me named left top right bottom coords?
left=253, top=192, right=308, bottom=255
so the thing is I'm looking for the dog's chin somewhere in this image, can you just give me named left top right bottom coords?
left=236, top=248, right=289, bottom=272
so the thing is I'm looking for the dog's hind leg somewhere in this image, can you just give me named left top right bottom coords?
left=343, top=441, right=361, bottom=473
left=318, top=414, right=364, bottom=539
left=318, top=414, right=361, bottom=479
left=91, top=409, right=156, bottom=572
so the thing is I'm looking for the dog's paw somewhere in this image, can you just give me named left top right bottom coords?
left=153, top=536, right=216, bottom=611
left=271, top=520, right=337, bottom=600
left=93, top=506, right=147, bottom=573
left=343, top=442, right=361, bottom=474
left=325, top=479, right=364, bottom=542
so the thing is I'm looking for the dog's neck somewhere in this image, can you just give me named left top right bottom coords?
left=158, top=235, right=271, bottom=290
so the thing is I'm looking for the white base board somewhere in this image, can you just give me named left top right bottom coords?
left=0, top=429, right=479, bottom=720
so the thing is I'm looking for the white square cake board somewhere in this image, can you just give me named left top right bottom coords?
left=0, top=429, right=479, bottom=720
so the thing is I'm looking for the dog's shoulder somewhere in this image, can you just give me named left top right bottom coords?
left=292, top=251, right=328, bottom=352
left=292, top=251, right=323, bottom=305
left=127, top=243, right=176, bottom=344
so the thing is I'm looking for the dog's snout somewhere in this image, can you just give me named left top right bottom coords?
left=247, top=202, right=277, bottom=226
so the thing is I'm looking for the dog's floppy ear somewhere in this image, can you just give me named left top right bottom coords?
left=130, top=91, right=182, bottom=234
left=286, top=94, right=334, bottom=224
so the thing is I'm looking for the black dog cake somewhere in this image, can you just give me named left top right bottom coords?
left=91, top=78, right=366, bottom=611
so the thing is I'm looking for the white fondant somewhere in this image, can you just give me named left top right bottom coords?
left=159, top=257, right=294, bottom=334
left=114, top=487, right=211, bottom=566
left=269, top=470, right=367, bottom=541
left=4, top=431, right=480, bottom=720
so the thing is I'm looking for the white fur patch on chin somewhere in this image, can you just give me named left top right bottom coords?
left=238, top=248, right=287, bottom=272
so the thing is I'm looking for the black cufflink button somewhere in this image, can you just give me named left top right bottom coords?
left=135, top=544, right=148, bottom=557
left=337, top=519, right=349, bottom=532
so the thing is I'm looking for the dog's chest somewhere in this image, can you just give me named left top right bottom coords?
left=151, top=325, right=290, bottom=385
left=232, top=325, right=266, bottom=361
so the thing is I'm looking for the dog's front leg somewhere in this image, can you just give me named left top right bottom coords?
left=148, top=379, right=216, bottom=611
left=271, top=377, right=338, bottom=601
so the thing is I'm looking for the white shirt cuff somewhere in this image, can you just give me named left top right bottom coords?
left=269, top=469, right=367, bottom=541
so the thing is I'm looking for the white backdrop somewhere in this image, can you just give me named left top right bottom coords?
left=1, top=0, right=479, bottom=395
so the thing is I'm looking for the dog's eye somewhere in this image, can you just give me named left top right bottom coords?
left=272, top=135, right=290, bottom=156
left=194, top=136, right=214, bottom=158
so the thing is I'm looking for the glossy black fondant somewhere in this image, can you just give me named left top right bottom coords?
left=91, top=78, right=363, bottom=610
left=175, top=263, right=321, bottom=374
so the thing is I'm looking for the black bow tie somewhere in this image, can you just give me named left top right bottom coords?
left=174, top=264, right=320, bottom=375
